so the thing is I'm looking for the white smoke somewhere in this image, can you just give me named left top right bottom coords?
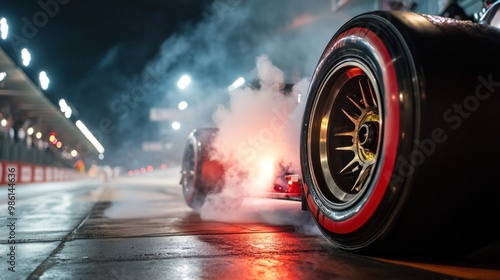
left=198, top=55, right=319, bottom=234
left=171, top=1, right=380, bottom=233
left=212, top=55, right=305, bottom=194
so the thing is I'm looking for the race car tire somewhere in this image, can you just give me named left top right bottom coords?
left=180, top=128, right=224, bottom=210
left=301, top=11, right=500, bottom=256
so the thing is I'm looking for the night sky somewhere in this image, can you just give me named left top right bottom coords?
left=2, top=0, right=211, bottom=91
left=1, top=0, right=218, bottom=167
left=0, top=0, right=379, bottom=169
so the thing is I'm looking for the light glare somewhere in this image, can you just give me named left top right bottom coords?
left=71, top=150, right=78, bottom=157
left=64, top=108, right=72, bottom=118
left=177, top=75, right=191, bottom=90
left=76, top=120, right=105, bottom=154
left=0, top=72, right=6, bottom=81
left=228, top=77, right=245, bottom=91
left=27, top=127, right=34, bottom=135
left=39, top=71, right=50, bottom=90
left=178, top=101, right=188, bottom=110
left=36, top=132, right=42, bottom=139
left=21, top=48, right=31, bottom=66
left=0, top=119, right=6, bottom=126
left=0, top=18, right=8, bottom=40
left=172, top=121, right=181, bottom=130
left=59, top=99, right=68, bottom=110
left=59, top=99, right=72, bottom=118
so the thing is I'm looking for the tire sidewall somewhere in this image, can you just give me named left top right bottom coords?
left=181, top=136, right=201, bottom=209
left=301, top=13, right=418, bottom=249
left=182, top=129, right=217, bottom=210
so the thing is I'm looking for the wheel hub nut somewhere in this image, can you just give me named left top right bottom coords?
left=359, top=122, right=378, bottom=151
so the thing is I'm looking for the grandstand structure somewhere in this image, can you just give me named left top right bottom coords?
left=0, top=46, right=100, bottom=183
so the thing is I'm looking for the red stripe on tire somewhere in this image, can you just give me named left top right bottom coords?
left=318, top=27, right=400, bottom=234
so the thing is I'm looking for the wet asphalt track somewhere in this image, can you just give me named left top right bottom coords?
left=0, top=167, right=499, bottom=280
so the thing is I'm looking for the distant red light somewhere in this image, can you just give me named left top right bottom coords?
left=134, top=169, right=140, bottom=175
left=140, top=168, right=146, bottom=174
left=147, top=165, right=153, bottom=172
left=128, top=170, right=134, bottom=176
left=160, top=163, right=167, bottom=169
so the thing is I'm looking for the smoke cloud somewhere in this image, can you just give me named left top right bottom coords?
left=210, top=55, right=306, bottom=196
left=75, top=0, right=380, bottom=231
left=84, top=0, right=378, bottom=167
left=167, top=0, right=380, bottom=233
left=196, top=54, right=322, bottom=234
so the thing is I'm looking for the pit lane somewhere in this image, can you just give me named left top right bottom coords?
left=0, top=167, right=498, bottom=279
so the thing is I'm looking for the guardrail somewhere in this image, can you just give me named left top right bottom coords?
left=0, top=133, right=86, bottom=185
left=0, top=161, right=87, bottom=185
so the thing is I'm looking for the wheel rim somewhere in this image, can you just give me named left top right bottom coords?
left=181, top=144, right=195, bottom=197
left=309, top=60, right=382, bottom=209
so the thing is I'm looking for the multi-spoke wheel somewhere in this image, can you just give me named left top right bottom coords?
left=180, top=128, right=224, bottom=210
left=319, top=64, right=381, bottom=204
left=301, top=11, right=500, bottom=256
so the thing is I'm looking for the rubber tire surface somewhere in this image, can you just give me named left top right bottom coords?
left=301, top=11, right=500, bottom=256
left=181, top=128, right=224, bottom=210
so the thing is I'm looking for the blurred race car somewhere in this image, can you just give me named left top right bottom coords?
left=180, top=128, right=303, bottom=209
left=180, top=82, right=303, bottom=210
left=181, top=1, right=500, bottom=257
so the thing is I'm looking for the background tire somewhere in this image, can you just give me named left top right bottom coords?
left=180, top=128, right=224, bottom=210
left=301, top=11, right=500, bottom=256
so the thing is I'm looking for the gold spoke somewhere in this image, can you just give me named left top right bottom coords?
left=359, top=79, right=369, bottom=108
left=339, top=157, right=361, bottom=174
left=367, top=79, right=377, bottom=107
left=342, top=109, right=358, bottom=125
left=335, top=144, right=356, bottom=152
left=351, top=164, right=372, bottom=192
left=334, top=130, right=356, bottom=137
left=347, top=96, right=363, bottom=112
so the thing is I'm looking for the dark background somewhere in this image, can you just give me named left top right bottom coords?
left=2, top=0, right=455, bottom=169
